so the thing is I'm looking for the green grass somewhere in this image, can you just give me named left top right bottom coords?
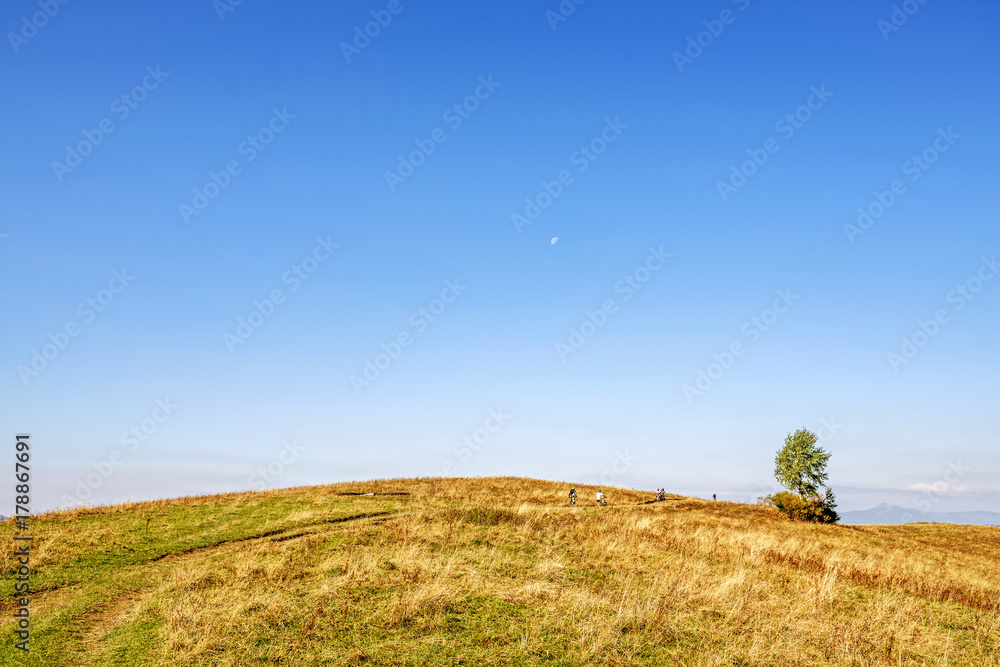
left=1, top=477, right=998, bottom=666
left=2, top=490, right=404, bottom=665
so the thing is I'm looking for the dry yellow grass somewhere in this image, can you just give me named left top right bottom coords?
left=2, top=477, right=998, bottom=665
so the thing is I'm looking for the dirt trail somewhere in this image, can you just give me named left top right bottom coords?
left=2, top=510, right=399, bottom=665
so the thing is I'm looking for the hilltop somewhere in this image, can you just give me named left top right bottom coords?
left=2, top=477, right=998, bottom=666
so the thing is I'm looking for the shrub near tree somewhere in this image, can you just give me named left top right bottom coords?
left=764, top=428, right=839, bottom=523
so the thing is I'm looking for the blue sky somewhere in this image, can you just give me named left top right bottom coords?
left=2, top=0, right=997, bottom=513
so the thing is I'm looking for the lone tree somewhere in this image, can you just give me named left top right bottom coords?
left=775, top=428, right=830, bottom=497
left=768, top=428, right=839, bottom=523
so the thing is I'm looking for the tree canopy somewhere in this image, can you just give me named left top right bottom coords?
left=774, top=428, right=831, bottom=498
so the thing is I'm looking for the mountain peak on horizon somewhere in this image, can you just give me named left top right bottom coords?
left=841, top=504, right=1000, bottom=526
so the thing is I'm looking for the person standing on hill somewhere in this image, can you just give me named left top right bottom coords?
left=596, top=489, right=606, bottom=506
left=569, top=488, right=577, bottom=506
left=713, top=493, right=717, bottom=501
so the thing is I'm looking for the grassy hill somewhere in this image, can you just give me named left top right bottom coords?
left=2, top=477, right=998, bottom=666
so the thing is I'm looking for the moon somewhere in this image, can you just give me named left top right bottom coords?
left=551, top=237, right=559, bottom=245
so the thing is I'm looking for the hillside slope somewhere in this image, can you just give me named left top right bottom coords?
left=2, top=477, right=999, bottom=666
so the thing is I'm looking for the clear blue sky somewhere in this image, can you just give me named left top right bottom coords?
left=2, top=0, right=997, bottom=513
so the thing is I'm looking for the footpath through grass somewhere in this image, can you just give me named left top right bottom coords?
left=1, top=488, right=406, bottom=666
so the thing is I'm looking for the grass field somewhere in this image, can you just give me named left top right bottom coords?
left=2, top=477, right=998, bottom=666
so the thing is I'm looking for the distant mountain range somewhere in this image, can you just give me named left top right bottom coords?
left=840, top=503, right=1000, bottom=526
